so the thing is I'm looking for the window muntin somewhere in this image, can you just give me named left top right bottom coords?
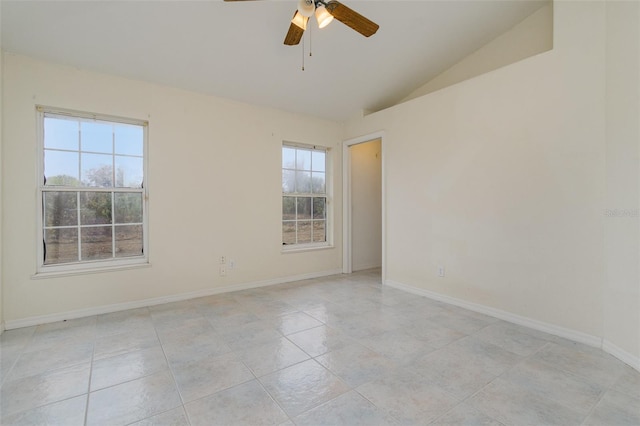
left=38, top=107, right=148, bottom=272
left=282, top=144, right=328, bottom=247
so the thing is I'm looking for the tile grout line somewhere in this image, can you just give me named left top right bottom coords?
left=254, top=373, right=297, bottom=425
left=0, top=326, right=38, bottom=389
left=577, top=360, right=630, bottom=426
left=451, top=322, right=552, bottom=406
left=149, top=307, right=191, bottom=426
left=2, top=321, right=97, bottom=422
left=83, top=318, right=98, bottom=426
left=445, top=341, right=554, bottom=424
left=2, top=271, right=638, bottom=425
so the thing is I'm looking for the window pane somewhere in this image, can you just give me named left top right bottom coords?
left=296, top=171, right=311, bottom=193
left=313, top=221, right=326, bottom=243
left=296, top=197, right=311, bottom=220
left=282, top=169, right=295, bottom=193
left=296, top=149, right=311, bottom=171
left=44, top=192, right=78, bottom=227
left=115, top=155, right=143, bottom=188
left=114, top=124, right=143, bottom=156
left=283, top=221, right=296, bottom=245
left=44, top=117, right=79, bottom=151
left=81, top=226, right=113, bottom=260
left=283, top=147, right=296, bottom=169
left=282, top=145, right=328, bottom=247
left=44, top=228, right=78, bottom=264
left=283, top=196, right=296, bottom=220
left=312, top=197, right=326, bottom=219
left=311, top=172, right=325, bottom=194
left=39, top=110, right=147, bottom=269
left=312, top=151, right=326, bottom=172
left=44, top=150, right=80, bottom=186
left=82, top=153, right=113, bottom=187
left=80, top=192, right=112, bottom=225
left=115, top=193, right=143, bottom=224
left=115, top=225, right=143, bottom=257
left=81, top=121, right=112, bottom=154
left=297, top=221, right=312, bottom=243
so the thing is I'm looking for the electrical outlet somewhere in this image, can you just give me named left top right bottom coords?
left=220, top=256, right=226, bottom=264
left=437, top=265, right=445, bottom=277
left=219, top=265, right=226, bottom=276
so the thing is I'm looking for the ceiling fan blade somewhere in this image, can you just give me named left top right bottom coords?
left=284, top=23, right=305, bottom=45
left=284, top=13, right=307, bottom=45
left=325, top=0, right=379, bottom=37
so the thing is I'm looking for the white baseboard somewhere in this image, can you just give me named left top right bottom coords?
left=7, top=272, right=639, bottom=373
left=352, top=262, right=382, bottom=272
left=4, top=268, right=342, bottom=330
left=385, top=279, right=639, bottom=371
left=603, top=339, right=640, bottom=371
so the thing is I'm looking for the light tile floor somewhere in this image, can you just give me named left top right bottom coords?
left=1, top=269, right=639, bottom=425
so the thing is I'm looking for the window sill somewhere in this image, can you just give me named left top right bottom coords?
left=281, top=244, right=334, bottom=254
left=32, top=261, right=151, bottom=280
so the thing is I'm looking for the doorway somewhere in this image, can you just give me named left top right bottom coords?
left=342, top=132, right=385, bottom=280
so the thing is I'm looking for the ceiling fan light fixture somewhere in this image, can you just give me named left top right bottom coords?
left=297, top=0, right=315, bottom=17
left=315, top=5, right=334, bottom=29
left=291, top=11, right=309, bottom=30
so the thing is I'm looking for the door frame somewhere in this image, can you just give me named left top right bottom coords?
left=342, top=131, right=386, bottom=282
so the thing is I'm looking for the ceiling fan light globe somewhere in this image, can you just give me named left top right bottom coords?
left=315, top=5, right=334, bottom=28
left=291, top=11, right=308, bottom=30
left=297, top=0, right=315, bottom=18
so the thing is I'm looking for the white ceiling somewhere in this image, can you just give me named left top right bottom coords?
left=1, top=0, right=546, bottom=122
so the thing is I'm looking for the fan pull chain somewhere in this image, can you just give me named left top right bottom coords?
left=301, top=34, right=305, bottom=71
left=309, top=24, right=313, bottom=57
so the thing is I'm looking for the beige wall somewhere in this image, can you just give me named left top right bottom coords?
left=603, top=1, right=640, bottom=362
left=402, top=2, right=553, bottom=102
left=346, top=1, right=639, bottom=366
left=1, top=0, right=638, bottom=369
left=1, top=53, right=343, bottom=326
left=351, top=139, right=382, bottom=271
left=0, top=48, right=4, bottom=333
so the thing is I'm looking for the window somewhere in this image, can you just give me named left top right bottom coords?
left=37, top=107, right=148, bottom=273
left=282, top=143, right=328, bottom=248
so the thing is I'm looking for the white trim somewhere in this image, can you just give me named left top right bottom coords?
left=35, top=106, right=149, bottom=274
left=4, top=268, right=343, bottom=330
left=281, top=244, right=334, bottom=254
left=32, top=261, right=151, bottom=280
left=385, top=279, right=640, bottom=371
left=281, top=142, right=331, bottom=247
left=342, top=131, right=386, bottom=283
left=603, top=339, right=640, bottom=372
left=352, top=262, right=383, bottom=272
left=385, top=279, right=602, bottom=347
left=36, top=105, right=149, bottom=126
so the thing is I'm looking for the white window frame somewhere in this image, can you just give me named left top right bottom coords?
left=282, top=141, right=332, bottom=252
left=35, top=106, right=150, bottom=277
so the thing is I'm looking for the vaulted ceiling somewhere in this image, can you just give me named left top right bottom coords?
left=1, top=0, right=547, bottom=121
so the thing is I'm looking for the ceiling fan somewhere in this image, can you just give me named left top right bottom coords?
left=224, top=0, right=379, bottom=46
